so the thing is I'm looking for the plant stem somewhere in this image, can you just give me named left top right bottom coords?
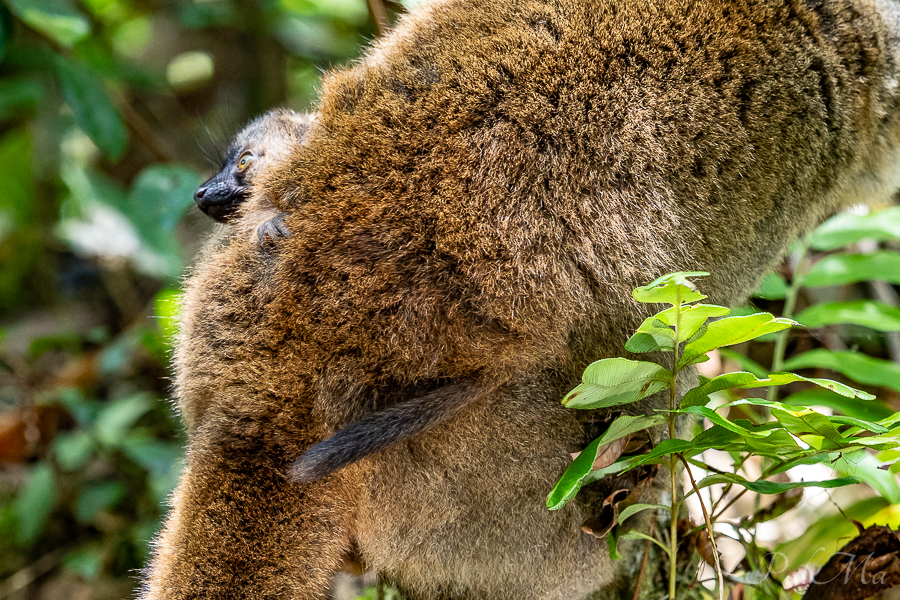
left=668, top=289, right=683, bottom=600
left=767, top=241, right=808, bottom=400
left=678, top=454, right=725, bottom=600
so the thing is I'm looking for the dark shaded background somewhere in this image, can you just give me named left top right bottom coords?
left=0, top=1, right=407, bottom=597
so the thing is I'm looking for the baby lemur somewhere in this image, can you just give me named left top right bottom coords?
left=144, top=0, right=900, bottom=599
left=194, top=108, right=315, bottom=243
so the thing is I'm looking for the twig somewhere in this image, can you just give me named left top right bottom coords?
left=366, top=0, right=390, bottom=35
left=869, top=280, right=900, bottom=362
left=0, top=547, right=68, bottom=598
left=632, top=517, right=658, bottom=600
left=117, top=98, right=176, bottom=163
left=679, top=454, right=725, bottom=600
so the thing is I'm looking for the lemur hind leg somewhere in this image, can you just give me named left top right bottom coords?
left=141, top=431, right=359, bottom=600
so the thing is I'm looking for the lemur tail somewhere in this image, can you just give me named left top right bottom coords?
left=291, top=380, right=490, bottom=482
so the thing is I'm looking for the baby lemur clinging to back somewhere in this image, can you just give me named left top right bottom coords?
left=145, top=0, right=900, bottom=598
left=194, top=108, right=315, bottom=243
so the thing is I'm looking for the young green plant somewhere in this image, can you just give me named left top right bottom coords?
left=547, top=272, right=897, bottom=600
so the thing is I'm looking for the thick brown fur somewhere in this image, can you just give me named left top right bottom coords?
left=144, top=0, right=900, bottom=598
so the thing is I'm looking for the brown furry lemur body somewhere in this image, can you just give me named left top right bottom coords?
left=144, top=0, right=900, bottom=598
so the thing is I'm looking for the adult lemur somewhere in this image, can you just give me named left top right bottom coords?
left=144, top=0, right=900, bottom=598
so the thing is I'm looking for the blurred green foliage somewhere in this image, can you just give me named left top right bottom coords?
left=0, top=0, right=400, bottom=597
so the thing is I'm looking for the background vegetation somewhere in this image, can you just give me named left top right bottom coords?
left=0, top=1, right=896, bottom=599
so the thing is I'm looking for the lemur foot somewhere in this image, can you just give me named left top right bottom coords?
left=255, top=212, right=291, bottom=246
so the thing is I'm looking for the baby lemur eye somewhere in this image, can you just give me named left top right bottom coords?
left=237, top=152, right=254, bottom=171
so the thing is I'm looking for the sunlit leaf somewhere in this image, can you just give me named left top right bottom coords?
left=153, top=288, right=182, bottom=347
left=694, top=472, right=860, bottom=494
left=784, top=389, right=893, bottom=421
left=808, top=206, right=900, bottom=251
left=562, top=358, right=672, bottom=409
left=796, top=300, right=900, bottom=331
left=802, top=251, right=900, bottom=287
left=631, top=271, right=708, bottom=305
left=771, top=407, right=844, bottom=445
left=831, top=450, right=900, bottom=504
left=54, top=56, right=128, bottom=159
left=783, top=349, right=900, bottom=394
left=5, top=0, right=90, bottom=47
left=653, top=304, right=730, bottom=341
left=681, top=371, right=873, bottom=408
left=678, top=314, right=796, bottom=369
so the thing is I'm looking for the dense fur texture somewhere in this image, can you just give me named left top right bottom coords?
left=194, top=109, right=315, bottom=241
left=144, top=0, right=900, bottom=598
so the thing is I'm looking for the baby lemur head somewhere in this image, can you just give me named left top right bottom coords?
left=194, top=109, right=316, bottom=222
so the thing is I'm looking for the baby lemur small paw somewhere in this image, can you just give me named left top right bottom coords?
left=255, top=212, right=291, bottom=247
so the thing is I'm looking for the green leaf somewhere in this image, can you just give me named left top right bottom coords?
left=120, top=437, right=183, bottom=503
left=783, top=389, right=893, bottom=421
left=624, top=317, right=674, bottom=353
left=0, top=77, right=44, bottom=121
left=547, top=436, right=606, bottom=510
left=153, top=288, right=183, bottom=347
left=653, top=304, right=731, bottom=341
left=5, top=0, right=90, bottom=47
left=796, top=300, right=900, bottom=332
left=717, top=348, right=769, bottom=378
left=754, top=272, right=789, bottom=300
left=562, top=358, right=672, bottom=409
left=831, top=450, right=900, bottom=504
left=618, top=530, right=670, bottom=556
left=75, top=481, right=126, bottom=523
left=771, top=407, right=844, bottom=445
left=802, top=252, right=900, bottom=287
left=808, top=206, right=900, bottom=251
left=617, top=503, right=666, bottom=524
left=52, top=430, right=94, bottom=471
left=783, top=349, right=900, bottom=394
left=694, top=472, right=861, bottom=494
left=54, top=56, right=127, bottom=159
left=680, top=406, right=769, bottom=438
left=93, top=394, right=154, bottom=447
left=826, top=416, right=888, bottom=434
left=14, top=463, right=57, bottom=544
left=681, top=371, right=874, bottom=408
left=632, top=271, right=708, bottom=305
left=546, top=415, right=665, bottom=510
left=632, top=438, right=698, bottom=466
left=678, top=314, right=796, bottom=369
left=125, top=163, right=201, bottom=249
